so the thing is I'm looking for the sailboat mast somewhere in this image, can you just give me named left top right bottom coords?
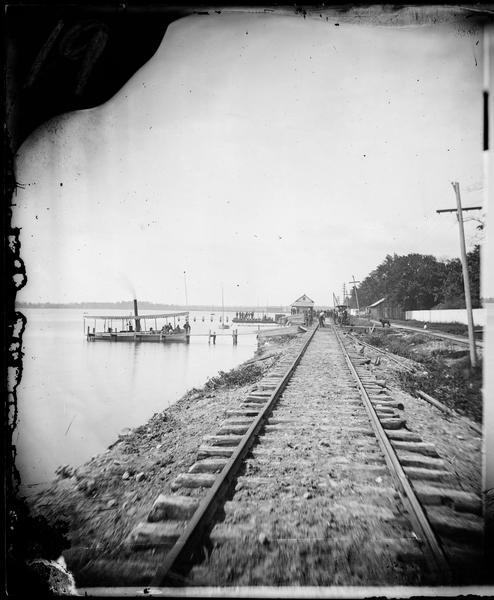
left=183, top=271, right=188, bottom=307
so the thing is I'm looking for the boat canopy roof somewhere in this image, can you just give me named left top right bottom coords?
left=86, top=311, right=189, bottom=320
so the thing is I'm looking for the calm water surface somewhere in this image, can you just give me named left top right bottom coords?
left=15, top=308, right=270, bottom=491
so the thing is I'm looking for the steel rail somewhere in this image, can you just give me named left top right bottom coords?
left=346, top=332, right=482, bottom=435
left=370, top=320, right=484, bottom=348
left=346, top=332, right=416, bottom=373
left=152, top=325, right=320, bottom=587
left=346, top=332, right=482, bottom=436
left=333, top=326, right=452, bottom=580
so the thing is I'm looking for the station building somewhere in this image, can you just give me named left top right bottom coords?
left=290, top=294, right=315, bottom=316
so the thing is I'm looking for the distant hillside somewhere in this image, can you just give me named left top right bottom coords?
left=16, top=301, right=292, bottom=312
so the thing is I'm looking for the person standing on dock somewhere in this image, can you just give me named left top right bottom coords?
left=319, top=311, right=325, bottom=327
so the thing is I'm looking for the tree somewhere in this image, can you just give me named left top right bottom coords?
left=357, top=253, right=446, bottom=311
left=437, top=258, right=463, bottom=308
left=467, top=244, right=481, bottom=308
left=390, top=254, right=447, bottom=310
left=358, top=247, right=481, bottom=311
left=436, top=245, right=481, bottom=309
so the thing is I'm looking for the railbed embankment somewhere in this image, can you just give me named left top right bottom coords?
left=24, top=333, right=300, bottom=587
left=342, top=330, right=482, bottom=498
left=391, top=319, right=483, bottom=340
left=348, top=322, right=482, bottom=424
left=22, top=325, right=484, bottom=588
left=179, top=326, right=483, bottom=586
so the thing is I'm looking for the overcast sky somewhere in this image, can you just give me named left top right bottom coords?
left=13, top=13, right=484, bottom=307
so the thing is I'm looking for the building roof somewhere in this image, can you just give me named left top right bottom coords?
left=367, top=297, right=387, bottom=308
left=291, top=294, right=315, bottom=307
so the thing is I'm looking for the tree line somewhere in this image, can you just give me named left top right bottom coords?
left=350, top=245, right=480, bottom=311
left=16, top=300, right=287, bottom=312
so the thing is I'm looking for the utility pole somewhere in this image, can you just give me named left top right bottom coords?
left=348, top=275, right=361, bottom=313
left=342, top=283, right=347, bottom=306
left=436, top=183, right=481, bottom=368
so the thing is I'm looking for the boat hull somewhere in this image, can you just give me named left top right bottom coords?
left=257, top=326, right=302, bottom=338
left=87, top=332, right=189, bottom=343
left=232, top=318, right=274, bottom=324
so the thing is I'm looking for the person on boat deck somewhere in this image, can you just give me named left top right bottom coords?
left=149, top=327, right=154, bottom=332
left=174, top=324, right=182, bottom=333
left=184, top=321, right=191, bottom=334
left=128, top=322, right=133, bottom=332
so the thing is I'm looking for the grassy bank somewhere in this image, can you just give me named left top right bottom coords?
left=391, top=319, right=483, bottom=339
left=361, top=330, right=482, bottom=423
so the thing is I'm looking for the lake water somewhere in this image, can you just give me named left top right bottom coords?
left=14, top=308, right=272, bottom=492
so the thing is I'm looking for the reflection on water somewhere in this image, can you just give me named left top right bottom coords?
left=15, top=308, right=265, bottom=490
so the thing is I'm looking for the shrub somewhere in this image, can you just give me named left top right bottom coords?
left=204, top=363, right=264, bottom=390
left=397, top=356, right=482, bottom=423
left=366, top=335, right=384, bottom=348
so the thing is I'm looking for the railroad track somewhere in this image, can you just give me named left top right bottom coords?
left=369, top=320, right=484, bottom=348
left=125, top=325, right=483, bottom=587
left=345, top=332, right=417, bottom=373
left=345, top=331, right=483, bottom=436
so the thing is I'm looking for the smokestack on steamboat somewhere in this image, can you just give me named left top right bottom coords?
left=84, top=299, right=190, bottom=343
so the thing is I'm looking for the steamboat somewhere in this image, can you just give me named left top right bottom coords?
left=84, top=299, right=190, bottom=343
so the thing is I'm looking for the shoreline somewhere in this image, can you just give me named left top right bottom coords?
left=16, top=310, right=263, bottom=493
left=18, top=325, right=482, bottom=589
left=23, top=333, right=300, bottom=587
left=13, top=326, right=483, bottom=590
